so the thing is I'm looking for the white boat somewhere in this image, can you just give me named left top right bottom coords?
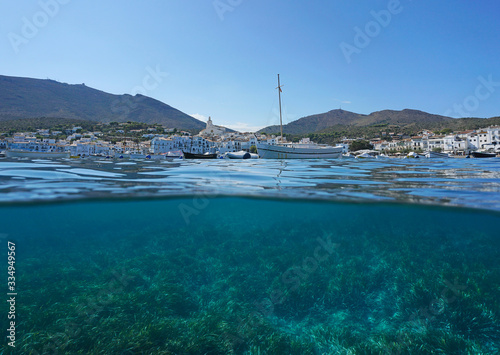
left=224, top=151, right=255, bottom=159
left=257, top=74, right=342, bottom=159
left=357, top=153, right=376, bottom=159
left=353, top=150, right=378, bottom=159
left=406, top=151, right=424, bottom=159
left=0, top=151, right=6, bottom=158
left=425, top=151, right=450, bottom=159
left=257, top=142, right=342, bottom=159
left=129, top=153, right=165, bottom=160
left=342, top=153, right=356, bottom=159
left=163, top=150, right=183, bottom=159
left=5, top=149, right=69, bottom=159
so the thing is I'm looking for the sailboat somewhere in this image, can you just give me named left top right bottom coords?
left=256, top=75, right=343, bottom=159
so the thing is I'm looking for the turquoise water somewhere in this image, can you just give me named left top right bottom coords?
left=1, top=157, right=500, bottom=354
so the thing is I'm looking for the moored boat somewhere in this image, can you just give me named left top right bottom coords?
left=257, top=142, right=342, bottom=159
left=163, top=151, right=184, bottom=159
left=406, top=152, right=423, bottom=159
left=425, top=151, right=451, bottom=159
left=471, top=151, right=497, bottom=158
left=183, top=152, right=218, bottom=159
left=257, top=74, right=342, bottom=159
left=5, top=149, right=70, bottom=159
left=353, top=150, right=378, bottom=159
left=224, top=151, right=252, bottom=159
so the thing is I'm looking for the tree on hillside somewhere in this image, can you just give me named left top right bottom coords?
left=439, top=128, right=453, bottom=135
left=350, top=139, right=373, bottom=152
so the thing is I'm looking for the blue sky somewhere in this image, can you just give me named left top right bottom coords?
left=1, top=0, right=499, bottom=131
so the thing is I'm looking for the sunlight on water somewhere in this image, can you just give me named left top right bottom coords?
left=0, top=157, right=499, bottom=210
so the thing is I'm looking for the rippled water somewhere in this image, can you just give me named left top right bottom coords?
left=1, top=156, right=499, bottom=354
left=1, top=157, right=500, bottom=210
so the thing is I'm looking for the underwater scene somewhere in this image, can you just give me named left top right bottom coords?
left=0, top=158, right=500, bottom=354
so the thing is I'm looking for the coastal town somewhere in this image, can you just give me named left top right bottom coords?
left=0, top=116, right=499, bottom=159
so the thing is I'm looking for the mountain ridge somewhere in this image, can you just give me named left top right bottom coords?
left=0, top=74, right=205, bottom=130
left=258, top=108, right=498, bottom=136
left=2, top=74, right=498, bottom=136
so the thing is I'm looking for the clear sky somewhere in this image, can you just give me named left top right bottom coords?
left=1, top=0, right=499, bottom=131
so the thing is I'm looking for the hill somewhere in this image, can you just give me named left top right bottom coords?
left=258, top=109, right=499, bottom=137
left=0, top=75, right=205, bottom=131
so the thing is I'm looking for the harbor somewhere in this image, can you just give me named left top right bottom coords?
left=1, top=1, right=499, bottom=352
left=1, top=120, right=499, bottom=161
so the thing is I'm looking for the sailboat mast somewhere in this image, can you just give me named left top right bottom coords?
left=277, top=74, right=283, bottom=144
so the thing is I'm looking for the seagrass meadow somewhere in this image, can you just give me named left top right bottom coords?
left=1, top=197, right=499, bottom=354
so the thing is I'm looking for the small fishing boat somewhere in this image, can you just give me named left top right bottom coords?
left=183, top=152, right=218, bottom=159
left=0, top=150, right=6, bottom=158
left=471, top=151, right=497, bottom=158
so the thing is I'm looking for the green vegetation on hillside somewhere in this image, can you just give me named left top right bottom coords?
left=260, top=108, right=500, bottom=142
left=0, top=118, right=194, bottom=144
left=262, top=116, right=500, bottom=144
left=0, top=117, right=93, bottom=133
left=349, top=139, right=374, bottom=151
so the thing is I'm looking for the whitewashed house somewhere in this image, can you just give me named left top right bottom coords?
left=475, top=127, right=500, bottom=151
left=151, top=136, right=215, bottom=154
left=428, top=137, right=445, bottom=151
left=70, top=141, right=113, bottom=156
left=215, top=140, right=242, bottom=154
left=443, top=135, right=468, bottom=153
left=239, top=136, right=258, bottom=151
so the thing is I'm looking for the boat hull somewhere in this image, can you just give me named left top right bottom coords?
left=257, top=143, right=342, bottom=159
left=225, top=151, right=252, bottom=159
left=6, top=150, right=70, bottom=159
left=425, top=151, right=450, bottom=159
left=183, top=152, right=218, bottom=159
left=471, top=151, right=497, bottom=158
